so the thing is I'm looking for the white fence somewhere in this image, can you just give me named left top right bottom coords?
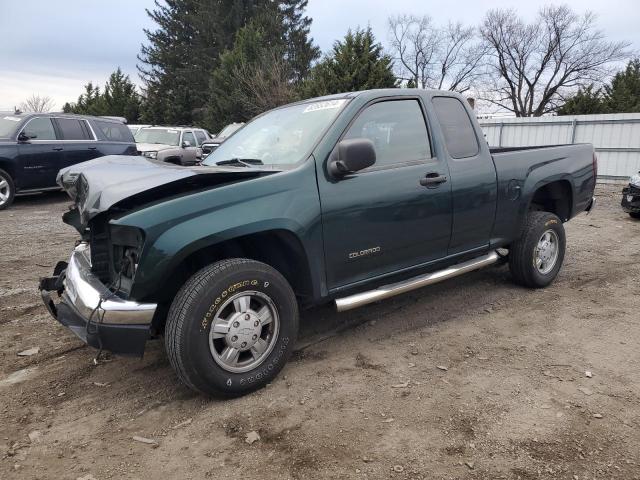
left=478, top=113, right=640, bottom=180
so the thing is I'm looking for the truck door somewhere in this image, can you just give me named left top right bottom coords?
left=16, top=117, right=64, bottom=189
left=431, top=97, right=497, bottom=255
left=180, top=131, right=198, bottom=165
left=319, top=98, right=452, bottom=290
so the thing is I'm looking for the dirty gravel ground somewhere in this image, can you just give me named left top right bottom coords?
left=0, top=185, right=639, bottom=480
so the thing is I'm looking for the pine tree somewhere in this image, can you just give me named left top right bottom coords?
left=604, top=59, right=640, bottom=113
left=63, top=70, right=141, bottom=122
left=557, top=85, right=607, bottom=115
left=64, top=82, right=105, bottom=117
left=137, top=0, right=317, bottom=128
left=557, top=59, right=640, bottom=115
left=103, top=68, right=142, bottom=122
left=279, top=0, right=320, bottom=82
left=207, top=18, right=294, bottom=131
left=301, top=27, right=397, bottom=98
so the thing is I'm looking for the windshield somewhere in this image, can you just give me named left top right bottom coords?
left=0, top=115, right=22, bottom=138
left=203, top=99, right=348, bottom=166
left=217, top=123, right=243, bottom=138
left=135, top=128, right=180, bottom=146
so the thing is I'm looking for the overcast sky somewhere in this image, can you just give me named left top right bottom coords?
left=1, top=0, right=638, bottom=111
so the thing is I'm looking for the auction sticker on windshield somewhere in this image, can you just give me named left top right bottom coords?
left=303, top=99, right=347, bottom=113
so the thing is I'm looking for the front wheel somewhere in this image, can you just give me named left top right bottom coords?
left=165, top=258, right=298, bottom=397
left=509, top=211, right=566, bottom=288
left=0, top=169, right=15, bottom=210
left=629, top=212, right=640, bottom=219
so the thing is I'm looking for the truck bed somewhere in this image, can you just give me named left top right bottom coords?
left=489, top=143, right=596, bottom=248
left=489, top=144, right=575, bottom=154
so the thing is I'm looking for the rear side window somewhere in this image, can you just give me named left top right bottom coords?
left=194, top=130, right=207, bottom=145
left=22, top=117, right=57, bottom=140
left=432, top=97, right=479, bottom=158
left=56, top=118, right=93, bottom=140
left=343, top=99, right=431, bottom=168
left=94, top=120, right=134, bottom=142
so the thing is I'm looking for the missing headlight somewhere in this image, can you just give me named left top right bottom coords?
left=110, top=225, right=145, bottom=296
left=121, top=247, right=140, bottom=278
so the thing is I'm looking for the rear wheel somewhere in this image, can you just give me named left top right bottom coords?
left=0, top=169, right=15, bottom=210
left=509, top=211, right=566, bottom=288
left=629, top=212, right=640, bottom=219
left=165, top=258, right=298, bottom=397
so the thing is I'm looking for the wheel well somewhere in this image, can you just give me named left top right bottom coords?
left=529, top=180, right=572, bottom=221
left=164, top=156, right=182, bottom=165
left=156, top=229, right=314, bottom=313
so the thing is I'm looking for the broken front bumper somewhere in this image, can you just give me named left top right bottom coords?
left=39, top=243, right=157, bottom=356
left=621, top=186, right=640, bottom=214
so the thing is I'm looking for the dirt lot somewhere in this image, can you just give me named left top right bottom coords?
left=1, top=185, right=639, bottom=480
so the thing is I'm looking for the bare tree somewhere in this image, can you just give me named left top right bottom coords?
left=232, top=53, right=297, bottom=117
left=388, top=15, right=487, bottom=93
left=479, top=5, right=631, bottom=116
left=19, top=94, right=55, bottom=113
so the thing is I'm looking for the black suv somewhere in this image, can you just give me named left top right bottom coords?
left=0, top=113, right=137, bottom=209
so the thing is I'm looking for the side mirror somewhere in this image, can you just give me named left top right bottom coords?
left=18, top=132, right=36, bottom=142
left=328, top=138, right=376, bottom=178
left=182, top=140, right=192, bottom=148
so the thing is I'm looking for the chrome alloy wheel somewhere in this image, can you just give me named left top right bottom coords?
left=0, top=177, right=10, bottom=207
left=208, top=291, right=280, bottom=373
left=533, top=229, right=559, bottom=275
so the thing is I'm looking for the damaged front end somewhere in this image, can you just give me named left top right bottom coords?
left=621, top=171, right=640, bottom=218
left=39, top=242, right=156, bottom=356
left=41, top=155, right=277, bottom=356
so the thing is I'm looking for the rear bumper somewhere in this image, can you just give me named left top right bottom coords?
left=39, top=243, right=157, bottom=356
left=621, top=186, right=640, bottom=214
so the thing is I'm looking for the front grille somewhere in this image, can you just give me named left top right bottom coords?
left=89, top=218, right=111, bottom=284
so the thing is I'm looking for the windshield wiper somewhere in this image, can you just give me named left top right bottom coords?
left=214, top=158, right=264, bottom=167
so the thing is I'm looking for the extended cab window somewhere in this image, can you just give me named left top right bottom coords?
left=56, top=118, right=93, bottom=140
left=344, top=100, right=431, bottom=168
left=94, top=120, right=133, bottom=142
left=22, top=117, right=57, bottom=140
left=432, top=97, right=479, bottom=159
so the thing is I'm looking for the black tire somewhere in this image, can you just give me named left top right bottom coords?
left=165, top=258, right=298, bottom=397
left=629, top=212, right=640, bottom=219
left=0, top=169, right=15, bottom=211
left=509, top=211, right=566, bottom=288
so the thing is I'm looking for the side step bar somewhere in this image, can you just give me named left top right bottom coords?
left=335, top=251, right=500, bottom=312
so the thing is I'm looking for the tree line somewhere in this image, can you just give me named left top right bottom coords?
left=32, top=1, right=637, bottom=128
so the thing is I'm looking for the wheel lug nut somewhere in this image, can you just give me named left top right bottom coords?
left=233, top=321, right=239, bottom=328
left=231, top=335, right=238, bottom=342
left=254, top=321, right=259, bottom=327
left=252, top=334, right=257, bottom=340
left=241, top=342, right=247, bottom=348
left=245, top=314, right=251, bottom=320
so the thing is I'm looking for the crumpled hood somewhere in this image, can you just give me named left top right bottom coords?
left=135, top=142, right=174, bottom=152
left=57, top=155, right=274, bottom=230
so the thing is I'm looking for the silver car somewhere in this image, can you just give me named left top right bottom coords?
left=135, top=126, right=210, bottom=165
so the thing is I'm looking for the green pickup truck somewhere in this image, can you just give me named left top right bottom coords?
left=40, top=89, right=597, bottom=397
